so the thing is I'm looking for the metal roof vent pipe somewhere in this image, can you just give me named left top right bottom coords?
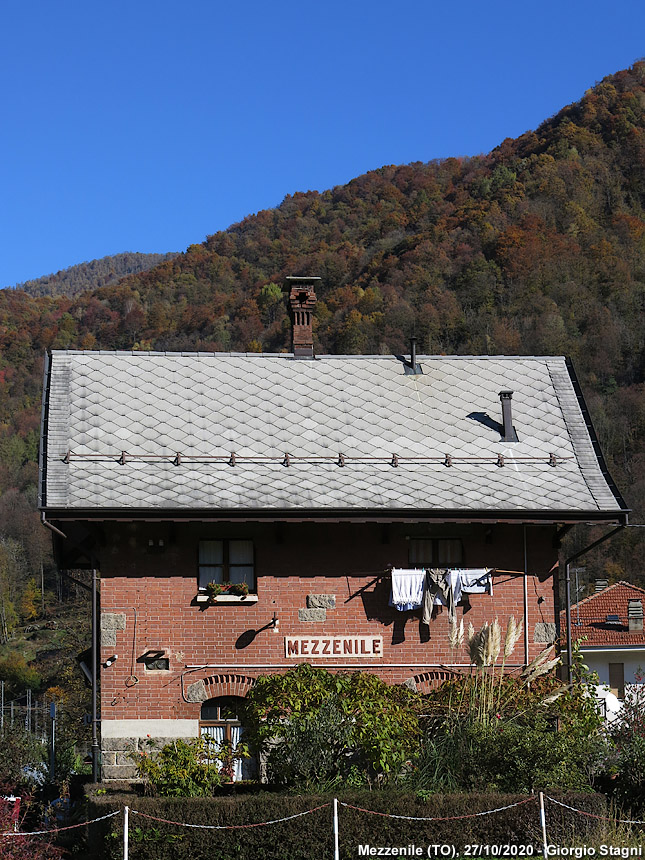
left=498, top=390, right=519, bottom=442
left=628, top=599, right=643, bottom=634
left=282, top=276, right=320, bottom=359
left=405, top=337, right=422, bottom=375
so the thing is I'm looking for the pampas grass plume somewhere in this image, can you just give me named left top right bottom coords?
left=503, top=616, right=523, bottom=660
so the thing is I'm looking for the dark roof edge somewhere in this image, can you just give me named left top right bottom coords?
left=40, top=507, right=629, bottom=525
left=565, top=357, right=629, bottom=513
left=576, top=644, right=645, bottom=651
left=38, top=351, right=52, bottom=509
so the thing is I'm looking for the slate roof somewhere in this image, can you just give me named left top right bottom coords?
left=39, top=350, right=627, bottom=518
left=564, top=582, right=645, bottom=648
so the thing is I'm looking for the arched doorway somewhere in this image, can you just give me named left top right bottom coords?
left=199, top=695, right=254, bottom=781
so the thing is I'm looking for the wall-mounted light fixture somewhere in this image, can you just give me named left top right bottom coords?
left=272, top=612, right=280, bottom=633
left=103, top=654, right=118, bottom=668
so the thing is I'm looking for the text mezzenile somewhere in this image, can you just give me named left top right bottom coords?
left=284, top=636, right=383, bottom=658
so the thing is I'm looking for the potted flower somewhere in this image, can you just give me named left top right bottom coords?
left=205, top=581, right=224, bottom=604
left=205, top=581, right=250, bottom=603
left=228, top=582, right=250, bottom=598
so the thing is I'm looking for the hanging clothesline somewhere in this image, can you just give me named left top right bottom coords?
left=343, top=566, right=528, bottom=604
left=390, top=566, right=499, bottom=620
left=386, top=566, right=525, bottom=577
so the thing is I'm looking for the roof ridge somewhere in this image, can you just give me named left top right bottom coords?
left=563, top=579, right=645, bottom=615
left=48, top=349, right=567, bottom=361
left=615, top=579, right=645, bottom=595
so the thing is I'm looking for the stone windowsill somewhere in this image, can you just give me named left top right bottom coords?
left=196, top=593, right=259, bottom=604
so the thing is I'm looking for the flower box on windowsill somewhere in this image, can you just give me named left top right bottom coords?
left=196, top=593, right=258, bottom=605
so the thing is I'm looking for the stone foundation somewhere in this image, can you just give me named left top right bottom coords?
left=101, top=719, right=199, bottom=780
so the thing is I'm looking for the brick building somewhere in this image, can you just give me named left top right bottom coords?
left=38, top=278, right=628, bottom=779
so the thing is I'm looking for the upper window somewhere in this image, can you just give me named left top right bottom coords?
left=408, top=538, right=463, bottom=568
left=198, top=540, right=255, bottom=592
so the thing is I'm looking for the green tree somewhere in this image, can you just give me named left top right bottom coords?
left=257, top=282, right=284, bottom=324
left=19, top=577, right=41, bottom=621
left=0, top=653, right=41, bottom=697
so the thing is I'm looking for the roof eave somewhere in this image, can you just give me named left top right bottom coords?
left=38, top=351, right=52, bottom=509
left=577, top=644, right=645, bottom=652
left=40, top=506, right=630, bottom=525
left=565, top=357, right=629, bottom=512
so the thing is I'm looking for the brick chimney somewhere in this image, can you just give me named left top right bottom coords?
left=628, top=599, right=643, bottom=634
left=283, top=276, right=320, bottom=358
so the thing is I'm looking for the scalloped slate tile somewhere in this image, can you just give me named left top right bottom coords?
left=41, top=352, right=625, bottom=515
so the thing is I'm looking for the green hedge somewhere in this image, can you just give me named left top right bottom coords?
left=82, top=789, right=607, bottom=860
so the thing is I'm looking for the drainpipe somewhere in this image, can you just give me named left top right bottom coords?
left=91, top=568, right=99, bottom=783
left=41, top=513, right=101, bottom=780
left=564, top=524, right=626, bottom=684
left=523, top=525, right=529, bottom=665
left=40, top=512, right=67, bottom=539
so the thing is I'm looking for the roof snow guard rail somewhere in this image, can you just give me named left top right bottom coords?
left=60, top=450, right=572, bottom=467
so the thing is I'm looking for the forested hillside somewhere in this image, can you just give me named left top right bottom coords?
left=14, top=251, right=177, bottom=297
left=1, top=61, right=645, bottom=653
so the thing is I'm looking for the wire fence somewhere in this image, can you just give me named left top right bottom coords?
left=0, top=699, right=55, bottom=741
left=338, top=796, right=535, bottom=822
left=1, top=793, right=643, bottom=859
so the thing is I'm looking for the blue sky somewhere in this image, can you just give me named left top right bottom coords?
left=1, top=0, right=644, bottom=287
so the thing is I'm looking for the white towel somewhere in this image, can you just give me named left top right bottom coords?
left=390, top=568, right=425, bottom=610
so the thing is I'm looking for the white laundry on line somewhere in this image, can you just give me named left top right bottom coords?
left=448, top=568, right=493, bottom=605
left=389, top=568, right=425, bottom=611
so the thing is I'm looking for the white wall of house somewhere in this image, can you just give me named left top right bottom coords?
left=583, top=648, right=645, bottom=695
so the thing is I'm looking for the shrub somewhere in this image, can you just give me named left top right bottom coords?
left=264, top=697, right=356, bottom=788
left=0, top=725, right=47, bottom=788
left=0, top=794, right=63, bottom=859
left=243, top=664, right=421, bottom=786
left=410, top=715, right=605, bottom=793
left=409, top=620, right=605, bottom=794
left=85, top=788, right=607, bottom=860
left=131, top=736, right=249, bottom=797
left=604, top=679, right=645, bottom=814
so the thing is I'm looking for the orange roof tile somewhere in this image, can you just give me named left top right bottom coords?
left=562, top=581, right=645, bottom=647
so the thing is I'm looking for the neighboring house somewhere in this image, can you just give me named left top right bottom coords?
left=38, top=277, right=628, bottom=780
left=565, top=581, right=645, bottom=698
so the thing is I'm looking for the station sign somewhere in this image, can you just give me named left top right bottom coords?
left=284, top=635, right=383, bottom=658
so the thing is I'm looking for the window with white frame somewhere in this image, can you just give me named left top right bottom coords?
left=198, top=540, right=255, bottom=592
left=199, top=696, right=255, bottom=781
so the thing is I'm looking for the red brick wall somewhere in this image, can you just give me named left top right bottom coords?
left=99, top=521, right=558, bottom=721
